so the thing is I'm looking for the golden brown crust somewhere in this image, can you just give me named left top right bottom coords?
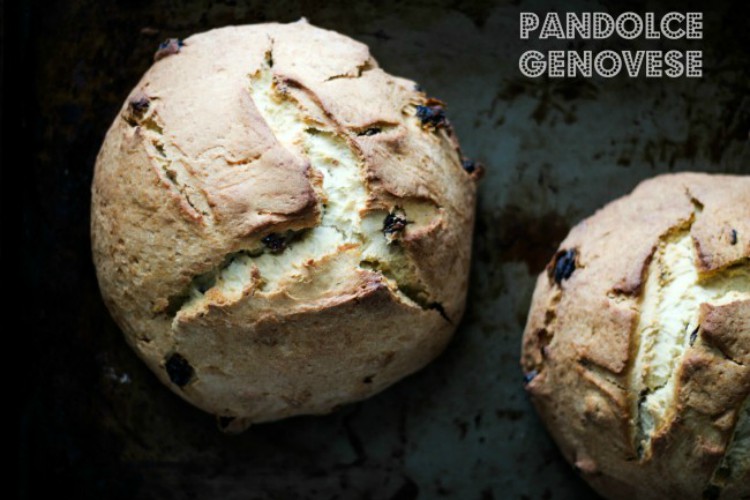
left=92, top=20, right=477, bottom=426
left=173, top=275, right=450, bottom=424
left=521, top=172, right=750, bottom=499
left=686, top=180, right=750, bottom=273
left=701, top=299, right=750, bottom=365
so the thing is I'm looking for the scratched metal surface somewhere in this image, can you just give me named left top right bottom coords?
left=21, top=0, right=749, bottom=498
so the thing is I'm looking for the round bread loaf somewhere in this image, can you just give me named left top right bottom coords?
left=91, top=20, right=479, bottom=430
left=521, top=173, right=749, bottom=499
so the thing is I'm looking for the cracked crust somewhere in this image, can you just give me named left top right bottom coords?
left=521, top=173, right=750, bottom=499
left=92, top=20, right=478, bottom=428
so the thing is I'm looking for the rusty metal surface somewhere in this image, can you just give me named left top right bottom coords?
left=19, top=0, right=749, bottom=498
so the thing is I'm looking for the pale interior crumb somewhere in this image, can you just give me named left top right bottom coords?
left=179, top=65, right=432, bottom=314
left=632, top=230, right=750, bottom=456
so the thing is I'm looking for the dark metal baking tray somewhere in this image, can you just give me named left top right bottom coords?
left=18, top=0, right=748, bottom=498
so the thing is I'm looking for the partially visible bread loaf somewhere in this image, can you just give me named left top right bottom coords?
left=521, top=173, right=749, bottom=499
left=91, top=20, right=478, bottom=430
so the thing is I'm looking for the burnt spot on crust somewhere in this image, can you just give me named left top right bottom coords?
left=383, top=208, right=408, bottom=243
left=165, top=353, right=194, bottom=387
left=262, top=233, right=286, bottom=253
left=523, top=370, right=538, bottom=385
left=362, top=375, right=374, bottom=384
left=154, top=38, right=184, bottom=61
left=416, top=102, right=447, bottom=129
left=550, top=249, right=577, bottom=285
left=730, top=229, right=738, bottom=245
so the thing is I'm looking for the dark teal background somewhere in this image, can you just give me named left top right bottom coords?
left=12, top=0, right=749, bottom=498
